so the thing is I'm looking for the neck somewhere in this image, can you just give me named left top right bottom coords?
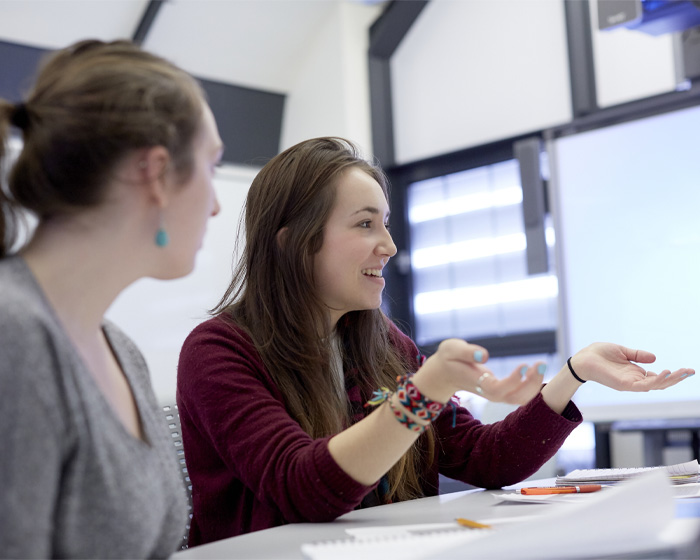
left=21, top=215, right=147, bottom=339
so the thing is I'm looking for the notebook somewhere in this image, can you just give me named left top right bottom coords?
left=556, top=459, right=700, bottom=486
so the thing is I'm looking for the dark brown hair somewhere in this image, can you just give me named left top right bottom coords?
left=213, top=137, right=433, bottom=502
left=0, top=39, right=205, bottom=257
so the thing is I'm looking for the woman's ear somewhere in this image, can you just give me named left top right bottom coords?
left=276, top=227, right=288, bottom=250
left=136, top=146, right=171, bottom=206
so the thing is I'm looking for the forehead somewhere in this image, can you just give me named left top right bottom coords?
left=332, top=167, right=389, bottom=214
left=196, top=102, right=223, bottom=151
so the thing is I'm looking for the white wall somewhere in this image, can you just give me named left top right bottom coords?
left=588, top=0, right=679, bottom=108
left=105, top=165, right=256, bottom=405
left=391, top=0, right=572, bottom=164
left=280, top=2, right=380, bottom=154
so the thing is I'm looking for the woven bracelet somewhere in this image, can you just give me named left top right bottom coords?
left=388, top=397, right=429, bottom=433
left=395, top=373, right=446, bottom=421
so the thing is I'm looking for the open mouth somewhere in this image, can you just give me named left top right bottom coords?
left=361, top=269, right=383, bottom=278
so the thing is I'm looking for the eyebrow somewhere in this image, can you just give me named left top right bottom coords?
left=352, top=206, right=390, bottom=217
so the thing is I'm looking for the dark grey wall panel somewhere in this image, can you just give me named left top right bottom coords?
left=0, top=41, right=46, bottom=102
left=0, top=41, right=284, bottom=167
left=198, top=78, right=284, bottom=167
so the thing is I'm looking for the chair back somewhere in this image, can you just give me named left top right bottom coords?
left=163, top=404, right=192, bottom=550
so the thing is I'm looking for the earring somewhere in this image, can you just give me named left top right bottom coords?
left=155, top=214, right=169, bottom=247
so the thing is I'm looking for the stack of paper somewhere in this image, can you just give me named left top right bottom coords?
left=556, top=459, right=700, bottom=486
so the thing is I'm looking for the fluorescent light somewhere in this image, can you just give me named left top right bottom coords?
left=414, top=275, right=558, bottom=315
left=409, top=186, right=522, bottom=223
left=412, top=227, right=555, bottom=269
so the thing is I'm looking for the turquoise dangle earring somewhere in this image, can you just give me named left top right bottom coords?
left=155, top=213, right=169, bottom=247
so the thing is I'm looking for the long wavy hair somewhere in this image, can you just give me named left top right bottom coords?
left=213, top=137, right=434, bottom=502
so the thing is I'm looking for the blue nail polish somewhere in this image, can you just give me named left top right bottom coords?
left=537, top=364, right=547, bottom=375
left=665, top=373, right=671, bottom=379
left=681, top=373, right=689, bottom=378
left=474, top=350, right=484, bottom=363
left=520, top=366, right=527, bottom=377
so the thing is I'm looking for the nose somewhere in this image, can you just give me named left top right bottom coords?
left=377, top=227, right=397, bottom=258
left=211, top=194, right=221, bottom=217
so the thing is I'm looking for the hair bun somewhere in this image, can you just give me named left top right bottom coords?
left=10, top=103, right=29, bottom=130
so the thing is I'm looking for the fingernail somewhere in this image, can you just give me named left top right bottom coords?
left=665, top=373, right=671, bottom=379
left=474, top=350, right=484, bottom=363
left=681, top=373, right=689, bottom=378
left=520, top=366, right=527, bottom=377
left=537, top=364, right=547, bottom=375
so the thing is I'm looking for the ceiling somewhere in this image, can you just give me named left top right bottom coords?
left=0, top=0, right=387, bottom=94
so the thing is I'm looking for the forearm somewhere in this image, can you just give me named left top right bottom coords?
left=327, top=369, right=448, bottom=486
left=540, top=364, right=582, bottom=414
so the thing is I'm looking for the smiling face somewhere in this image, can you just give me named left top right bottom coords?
left=313, top=167, right=397, bottom=326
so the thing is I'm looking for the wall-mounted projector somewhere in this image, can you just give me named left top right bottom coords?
left=598, top=0, right=700, bottom=35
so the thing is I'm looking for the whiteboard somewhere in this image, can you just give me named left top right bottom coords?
left=550, top=104, right=700, bottom=421
left=106, top=164, right=256, bottom=405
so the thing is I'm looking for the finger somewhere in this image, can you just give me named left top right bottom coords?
left=438, top=339, right=489, bottom=366
left=620, top=346, right=656, bottom=364
left=503, top=376, right=543, bottom=404
left=472, top=345, right=488, bottom=364
left=657, top=368, right=695, bottom=389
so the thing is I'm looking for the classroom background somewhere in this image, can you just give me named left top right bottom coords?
left=2, top=0, right=700, bottom=481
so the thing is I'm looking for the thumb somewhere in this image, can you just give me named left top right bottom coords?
left=621, top=346, right=656, bottom=364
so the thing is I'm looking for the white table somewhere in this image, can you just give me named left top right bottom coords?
left=171, top=481, right=700, bottom=560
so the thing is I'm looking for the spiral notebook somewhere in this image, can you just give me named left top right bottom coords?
left=301, top=471, right=700, bottom=560
left=555, top=459, right=700, bottom=486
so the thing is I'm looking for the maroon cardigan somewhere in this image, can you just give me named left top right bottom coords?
left=177, top=317, right=581, bottom=547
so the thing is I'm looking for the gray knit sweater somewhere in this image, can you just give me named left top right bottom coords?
left=0, top=256, right=188, bottom=558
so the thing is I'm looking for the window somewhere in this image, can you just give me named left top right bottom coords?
left=408, top=159, right=558, bottom=346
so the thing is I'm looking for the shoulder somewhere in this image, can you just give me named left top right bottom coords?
left=0, top=258, right=70, bottom=425
left=182, top=314, right=254, bottom=353
left=0, top=257, right=49, bottom=329
left=0, top=257, right=61, bottom=360
left=178, top=314, right=263, bottom=377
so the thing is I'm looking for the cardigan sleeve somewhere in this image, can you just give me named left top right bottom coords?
left=177, top=318, right=376, bottom=524
left=434, top=394, right=581, bottom=489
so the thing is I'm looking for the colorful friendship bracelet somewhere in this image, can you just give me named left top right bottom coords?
left=387, top=397, right=429, bottom=433
left=395, top=373, right=446, bottom=421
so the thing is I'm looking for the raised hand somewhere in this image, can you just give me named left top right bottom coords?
left=569, top=343, right=695, bottom=392
left=475, top=362, right=546, bottom=405
left=414, top=338, right=544, bottom=406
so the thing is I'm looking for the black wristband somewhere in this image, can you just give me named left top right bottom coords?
left=567, top=357, right=586, bottom=384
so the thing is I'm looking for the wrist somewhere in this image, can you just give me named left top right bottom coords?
left=411, top=368, right=455, bottom=404
left=567, top=356, right=587, bottom=384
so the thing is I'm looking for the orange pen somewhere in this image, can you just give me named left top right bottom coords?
left=518, top=484, right=602, bottom=495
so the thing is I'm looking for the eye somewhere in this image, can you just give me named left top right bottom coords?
left=359, top=220, right=372, bottom=229
left=384, top=222, right=391, bottom=231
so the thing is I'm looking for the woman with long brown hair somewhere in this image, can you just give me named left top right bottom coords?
left=0, top=40, right=222, bottom=557
left=177, top=136, right=693, bottom=547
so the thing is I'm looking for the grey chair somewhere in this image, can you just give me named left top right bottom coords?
left=163, top=404, right=192, bottom=550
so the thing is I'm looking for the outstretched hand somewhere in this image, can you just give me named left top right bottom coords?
left=570, top=343, right=695, bottom=391
left=472, top=362, right=545, bottom=405
left=417, top=338, right=544, bottom=406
